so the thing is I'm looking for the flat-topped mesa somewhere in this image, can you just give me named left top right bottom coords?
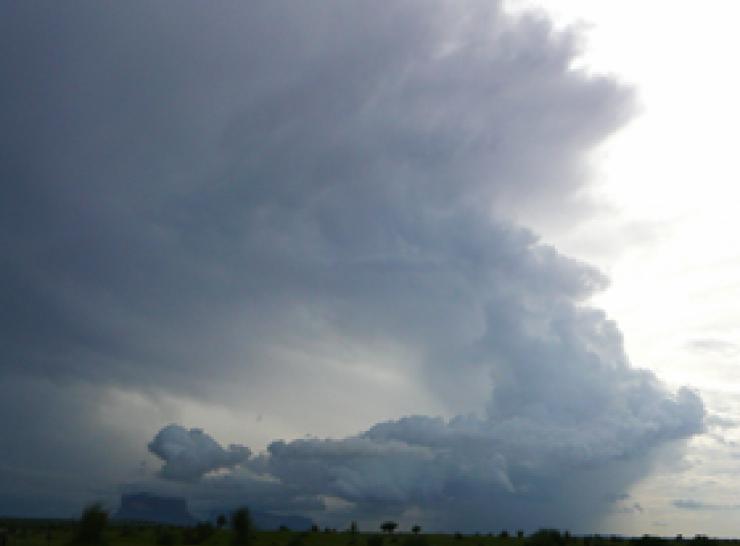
left=113, top=492, right=196, bottom=526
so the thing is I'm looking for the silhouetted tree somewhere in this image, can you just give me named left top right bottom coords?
left=412, top=526, right=421, bottom=535
left=216, top=515, right=227, bottom=529
left=72, top=503, right=108, bottom=546
left=345, top=521, right=359, bottom=545
left=634, top=535, right=664, bottom=546
left=690, top=537, right=710, bottom=546
left=526, top=529, right=564, bottom=546
left=381, top=522, right=398, bottom=535
left=231, top=508, right=253, bottom=546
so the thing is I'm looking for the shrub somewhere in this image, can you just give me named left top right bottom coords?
left=690, top=537, right=710, bottom=546
left=72, top=503, right=108, bottom=546
left=526, top=529, right=564, bottom=546
left=632, top=536, right=664, bottom=546
left=231, top=508, right=253, bottom=546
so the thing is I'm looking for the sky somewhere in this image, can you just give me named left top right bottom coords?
left=505, top=1, right=740, bottom=536
left=0, top=0, right=738, bottom=536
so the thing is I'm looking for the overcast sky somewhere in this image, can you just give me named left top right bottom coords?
left=0, top=0, right=737, bottom=536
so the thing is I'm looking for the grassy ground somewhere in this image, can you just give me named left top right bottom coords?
left=0, top=525, right=508, bottom=546
left=2, top=523, right=740, bottom=546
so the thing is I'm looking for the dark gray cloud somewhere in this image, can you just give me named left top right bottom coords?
left=0, top=374, right=147, bottom=517
left=0, top=0, right=631, bottom=396
left=148, top=425, right=250, bottom=482
left=0, top=0, right=702, bottom=531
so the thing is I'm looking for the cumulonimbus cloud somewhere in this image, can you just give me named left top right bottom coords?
left=0, top=0, right=705, bottom=528
left=149, top=224, right=705, bottom=526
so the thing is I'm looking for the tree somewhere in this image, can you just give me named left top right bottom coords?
left=412, top=526, right=421, bottom=535
left=73, top=503, right=108, bottom=546
left=526, top=529, right=564, bottom=546
left=380, top=522, right=398, bottom=535
left=231, top=507, right=254, bottom=546
left=216, top=515, right=227, bottom=529
left=347, top=521, right=360, bottom=545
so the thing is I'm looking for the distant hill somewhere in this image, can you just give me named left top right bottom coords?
left=249, top=511, right=314, bottom=531
left=206, top=508, right=314, bottom=531
left=113, top=493, right=196, bottom=526
left=113, top=492, right=314, bottom=531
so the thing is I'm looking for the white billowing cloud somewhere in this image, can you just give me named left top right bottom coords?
left=242, top=243, right=706, bottom=529
left=148, top=424, right=250, bottom=482
left=149, top=223, right=705, bottom=529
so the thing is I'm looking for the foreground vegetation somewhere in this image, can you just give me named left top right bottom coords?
left=1, top=509, right=737, bottom=546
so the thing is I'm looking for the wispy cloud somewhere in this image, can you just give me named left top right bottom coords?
left=673, top=499, right=740, bottom=511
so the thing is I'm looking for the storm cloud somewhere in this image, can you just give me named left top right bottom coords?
left=148, top=425, right=250, bottom=482
left=147, top=231, right=705, bottom=527
left=0, top=0, right=703, bottom=530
